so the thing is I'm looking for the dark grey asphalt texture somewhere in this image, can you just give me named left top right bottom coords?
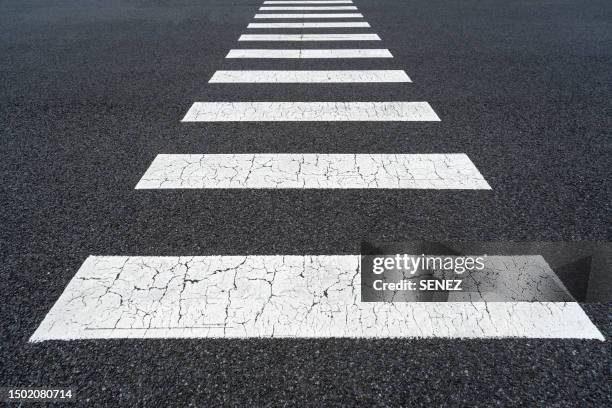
left=1, top=0, right=611, bottom=406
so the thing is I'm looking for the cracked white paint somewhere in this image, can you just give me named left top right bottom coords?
left=30, top=256, right=604, bottom=341
left=247, top=22, right=370, bottom=28
left=208, top=70, right=411, bottom=83
left=238, top=34, right=380, bottom=41
left=181, top=102, right=440, bottom=121
left=134, top=154, right=490, bottom=190
left=226, top=49, right=393, bottom=58
left=264, top=1, right=354, bottom=3
left=259, top=6, right=358, bottom=10
left=254, top=13, right=363, bottom=18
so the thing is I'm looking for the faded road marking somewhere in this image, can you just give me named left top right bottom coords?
left=259, top=6, right=358, bottom=10
left=31, top=256, right=603, bottom=341
left=226, top=49, right=392, bottom=58
left=254, top=13, right=363, bottom=18
left=182, top=102, right=440, bottom=122
left=264, top=1, right=354, bottom=3
left=247, top=22, right=370, bottom=28
left=135, top=154, right=490, bottom=190
left=208, top=70, right=410, bottom=83
left=238, top=34, right=380, bottom=41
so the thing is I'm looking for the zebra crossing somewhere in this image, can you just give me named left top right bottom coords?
left=225, top=48, right=393, bottom=58
left=259, top=6, right=359, bottom=10
left=207, top=70, right=411, bottom=83
left=30, top=256, right=603, bottom=341
left=238, top=33, right=380, bottom=40
left=254, top=13, right=363, bottom=18
left=247, top=22, right=370, bottom=27
left=135, top=154, right=490, bottom=189
left=180, top=102, right=441, bottom=121
left=30, top=0, right=603, bottom=341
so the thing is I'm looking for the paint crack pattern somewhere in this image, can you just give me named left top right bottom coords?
left=225, top=49, right=393, bottom=58
left=182, top=102, right=441, bottom=121
left=135, top=154, right=490, bottom=189
left=30, top=256, right=603, bottom=341
left=208, top=70, right=411, bottom=83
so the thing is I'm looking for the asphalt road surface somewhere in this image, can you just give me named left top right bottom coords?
left=2, top=0, right=611, bottom=405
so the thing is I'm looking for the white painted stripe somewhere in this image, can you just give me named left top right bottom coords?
left=238, top=34, right=380, bottom=41
left=30, top=255, right=604, bottom=341
left=182, top=102, right=440, bottom=122
left=254, top=13, right=363, bottom=18
left=135, top=154, right=489, bottom=190
left=208, top=70, right=411, bottom=83
left=264, top=1, right=354, bottom=3
left=247, top=22, right=370, bottom=28
left=260, top=6, right=358, bottom=10
left=226, top=49, right=393, bottom=58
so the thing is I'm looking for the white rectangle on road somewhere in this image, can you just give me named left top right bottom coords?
left=182, top=102, right=440, bottom=122
left=264, top=1, right=354, bottom=3
left=208, top=70, right=411, bottom=83
left=254, top=13, right=363, bottom=18
left=135, top=154, right=489, bottom=190
left=264, top=0, right=353, bottom=4
left=247, top=22, right=370, bottom=28
left=30, top=255, right=604, bottom=341
left=226, top=49, right=393, bottom=58
left=260, top=6, right=357, bottom=10
left=238, top=34, right=380, bottom=41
